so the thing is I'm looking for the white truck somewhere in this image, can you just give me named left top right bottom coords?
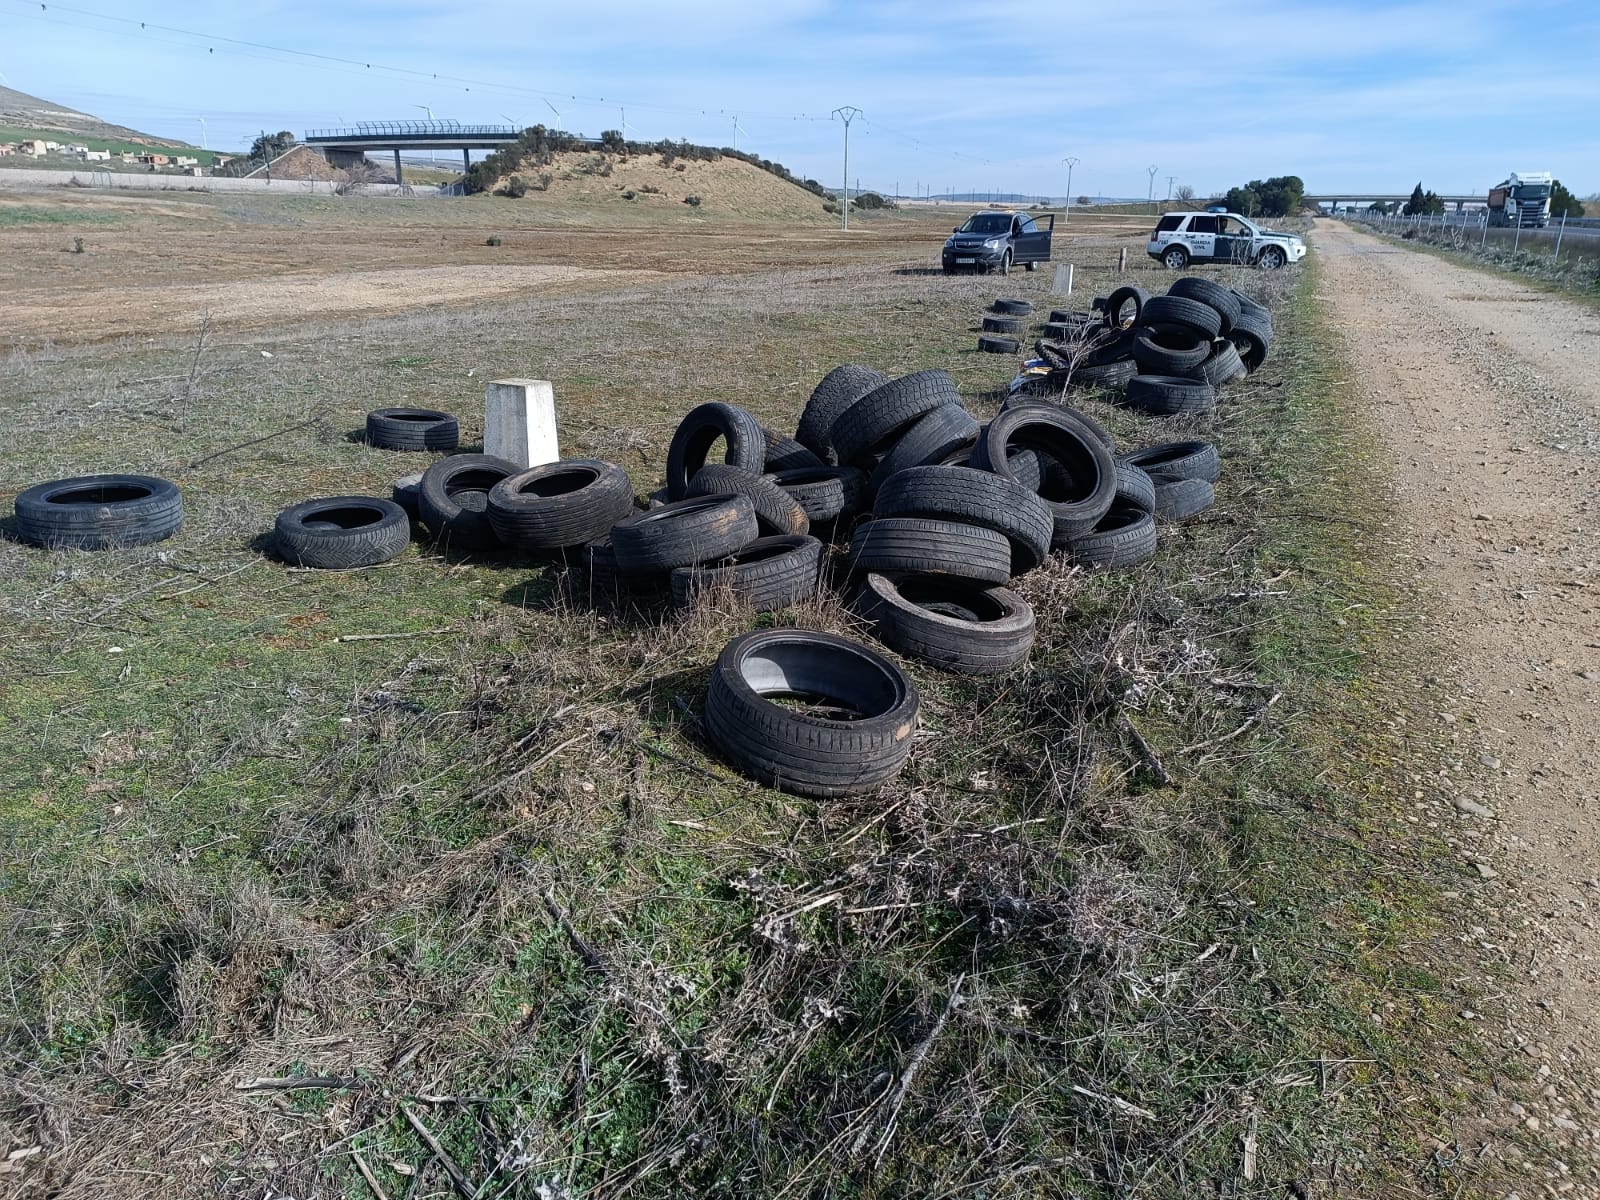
left=1487, top=171, right=1553, bottom=228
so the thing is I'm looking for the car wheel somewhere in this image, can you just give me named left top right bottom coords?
left=1257, top=246, right=1286, bottom=270
left=999, top=251, right=1012, bottom=276
left=1024, top=261, right=1037, bottom=272
left=1162, top=246, right=1189, bottom=270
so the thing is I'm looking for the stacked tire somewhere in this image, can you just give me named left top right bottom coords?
left=1121, top=278, right=1271, bottom=415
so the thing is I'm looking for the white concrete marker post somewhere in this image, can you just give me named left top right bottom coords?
left=484, top=379, right=559, bottom=469
left=1051, top=263, right=1074, bottom=295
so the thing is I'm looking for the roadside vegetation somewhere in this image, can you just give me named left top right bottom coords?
left=0, top=213, right=1518, bottom=1196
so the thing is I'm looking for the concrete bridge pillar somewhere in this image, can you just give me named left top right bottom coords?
left=393, top=149, right=403, bottom=186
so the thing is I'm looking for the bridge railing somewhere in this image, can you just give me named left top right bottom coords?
left=305, top=122, right=520, bottom=140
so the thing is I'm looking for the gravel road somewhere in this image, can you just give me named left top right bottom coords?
left=1318, top=220, right=1600, bottom=1168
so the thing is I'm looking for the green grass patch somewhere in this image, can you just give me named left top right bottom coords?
left=0, top=204, right=123, bottom=226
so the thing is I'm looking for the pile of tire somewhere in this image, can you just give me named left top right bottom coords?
left=978, top=297, right=1031, bottom=354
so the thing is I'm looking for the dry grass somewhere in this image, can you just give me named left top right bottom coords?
left=0, top=224, right=1505, bottom=1198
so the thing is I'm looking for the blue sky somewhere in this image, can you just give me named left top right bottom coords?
left=3, top=0, right=1596, bottom=198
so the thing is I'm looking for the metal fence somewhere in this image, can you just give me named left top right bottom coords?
left=1344, top=207, right=1599, bottom=265
left=305, top=121, right=519, bottom=140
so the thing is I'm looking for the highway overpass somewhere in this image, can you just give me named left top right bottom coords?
left=304, top=121, right=530, bottom=182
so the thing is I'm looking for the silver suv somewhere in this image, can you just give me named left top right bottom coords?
left=1146, top=211, right=1306, bottom=270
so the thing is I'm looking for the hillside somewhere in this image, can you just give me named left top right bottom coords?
left=482, top=147, right=834, bottom=222
left=0, top=84, right=193, bottom=149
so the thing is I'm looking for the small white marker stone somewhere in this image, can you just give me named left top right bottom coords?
left=484, top=378, right=559, bottom=469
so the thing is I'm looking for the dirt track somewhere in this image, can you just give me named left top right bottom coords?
left=1317, top=221, right=1600, bottom=1140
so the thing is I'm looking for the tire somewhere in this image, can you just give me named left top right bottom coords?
left=418, top=454, right=520, bottom=551
left=1228, top=289, right=1274, bottom=332
left=797, top=365, right=889, bottom=461
left=865, top=404, right=981, bottom=501
left=846, top=517, right=1011, bottom=584
left=1123, top=374, right=1217, bottom=416
left=970, top=403, right=1116, bottom=544
left=998, top=251, right=1012, bottom=276
left=486, top=459, right=637, bottom=550
left=1150, top=472, right=1215, bottom=520
left=1185, top=340, right=1247, bottom=387
left=854, top=573, right=1034, bottom=675
left=1074, top=327, right=1137, bottom=368
left=610, top=493, right=758, bottom=572
left=982, top=314, right=1026, bottom=334
left=1114, top=459, right=1157, bottom=513
left=770, top=466, right=866, bottom=525
left=665, top=401, right=766, bottom=500
left=273, top=496, right=410, bottom=569
left=1165, top=277, right=1242, bottom=334
left=1138, top=295, right=1223, bottom=339
left=830, top=370, right=960, bottom=467
left=1068, top=360, right=1137, bottom=390
left=873, top=464, right=1053, bottom=576
left=763, top=429, right=825, bottom=474
left=1161, top=245, right=1190, bottom=270
left=1229, top=307, right=1273, bottom=372
left=1024, top=261, right=1037, bottom=272
left=1041, top=316, right=1101, bottom=342
left=1105, top=285, right=1151, bottom=328
left=364, top=407, right=459, bottom=452
left=13, top=474, right=183, bottom=550
left=1123, top=440, right=1221, bottom=483
left=685, top=464, right=810, bottom=536
left=1257, top=245, right=1287, bottom=270
left=704, top=629, right=920, bottom=798
left=1064, top=503, right=1158, bottom=568
left=978, top=335, right=1021, bottom=354
left=1132, top=327, right=1212, bottom=375
left=671, top=534, right=824, bottom=612
left=583, top=535, right=673, bottom=603
left=991, top=298, right=1033, bottom=315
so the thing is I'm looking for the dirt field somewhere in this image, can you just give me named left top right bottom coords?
left=1317, top=220, right=1600, bottom=1150
left=0, top=186, right=1152, bottom=344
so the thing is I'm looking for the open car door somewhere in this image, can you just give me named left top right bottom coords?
left=1013, top=214, right=1053, bottom=264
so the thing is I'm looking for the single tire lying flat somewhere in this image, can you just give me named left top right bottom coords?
left=1150, top=472, right=1215, bottom=520
left=685, top=464, right=810, bottom=536
left=991, top=297, right=1033, bottom=315
left=770, top=466, right=866, bottom=525
left=796, top=365, right=889, bottom=462
left=487, top=458, right=637, bottom=550
left=763, top=429, right=825, bottom=474
left=831, top=370, right=961, bottom=467
left=583, top=535, right=673, bottom=603
left=666, top=401, right=766, bottom=499
left=365, top=407, right=459, bottom=452
left=982, top=313, right=1027, bottom=334
left=855, top=572, right=1035, bottom=675
left=1138, top=294, right=1223, bottom=339
left=1124, top=374, right=1217, bottom=416
left=671, top=534, right=823, bottom=612
left=274, top=496, right=410, bottom=569
left=1064, top=503, right=1158, bottom=568
left=419, top=454, right=520, bottom=551
left=1166, top=277, right=1242, bottom=334
left=704, top=628, right=920, bottom=798
left=971, top=403, right=1117, bottom=544
left=847, top=517, right=1011, bottom=584
left=611, top=493, right=759, bottom=572
left=874, top=463, right=1053, bottom=576
left=978, top=334, right=1021, bottom=354
left=1122, top=440, right=1221, bottom=483
left=14, top=473, right=183, bottom=550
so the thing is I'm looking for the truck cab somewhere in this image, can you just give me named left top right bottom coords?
left=1487, top=171, right=1553, bottom=228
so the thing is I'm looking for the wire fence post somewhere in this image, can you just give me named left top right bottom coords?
left=1480, top=210, right=1489, bottom=251
left=1554, top=210, right=1567, bottom=260
left=1512, top=208, right=1522, bottom=258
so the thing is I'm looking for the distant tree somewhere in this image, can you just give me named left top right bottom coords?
left=1221, top=175, right=1304, bottom=218
left=1368, top=200, right=1392, bottom=214
left=851, top=191, right=894, bottom=210
left=599, top=129, right=626, bottom=154
left=1403, top=183, right=1445, bottom=216
left=1174, top=183, right=1197, bottom=203
left=1224, top=185, right=1259, bottom=216
left=249, top=130, right=296, bottom=162
left=1076, top=194, right=1091, bottom=206
left=1549, top=179, right=1585, bottom=218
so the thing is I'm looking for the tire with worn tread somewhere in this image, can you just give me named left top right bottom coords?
left=1150, top=472, right=1215, bottom=520
left=1122, top=440, right=1220, bottom=483
left=854, top=572, right=1034, bottom=674
left=978, top=334, right=1021, bottom=354
left=1114, top=459, right=1157, bottom=513
left=865, top=405, right=981, bottom=500
left=364, top=407, right=459, bottom=452
left=666, top=402, right=766, bottom=499
left=796, top=365, right=888, bottom=462
left=873, top=464, right=1053, bottom=576
left=1064, top=503, right=1158, bottom=568
left=487, top=459, right=637, bottom=550
left=14, top=473, right=183, bottom=550
left=830, top=370, right=960, bottom=466
left=1185, top=340, right=1247, bottom=387
left=1068, top=360, right=1137, bottom=390
left=972, top=404, right=1116, bottom=543
left=418, top=454, right=520, bottom=551
left=991, top=297, right=1033, bottom=315
left=704, top=629, right=920, bottom=798
left=1138, top=294, right=1223, bottom=339
left=982, top=314, right=1026, bottom=334
left=1123, top=374, right=1217, bottom=415
left=274, top=496, right=410, bottom=569
left=685, top=464, right=810, bottom=536
left=1166, top=277, right=1242, bottom=334
left=1132, top=327, right=1212, bottom=375
left=770, top=466, right=866, bottom=525
left=763, top=429, right=825, bottom=473
left=611, top=493, right=759, bottom=572
left=671, top=534, right=823, bottom=611
left=846, top=517, right=1011, bottom=584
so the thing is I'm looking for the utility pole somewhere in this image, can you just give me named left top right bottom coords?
left=1147, top=165, right=1159, bottom=213
left=1062, top=156, right=1078, bottom=221
left=832, top=106, right=862, bottom=230
left=1166, top=174, right=1175, bottom=205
